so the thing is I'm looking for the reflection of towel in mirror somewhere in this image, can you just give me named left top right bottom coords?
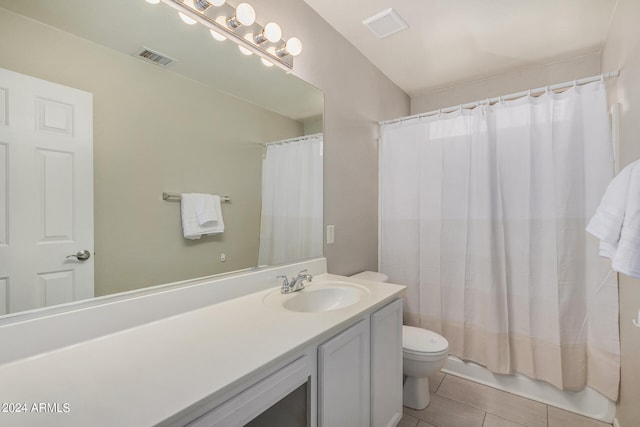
left=180, top=193, right=224, bottom=239
left=587, top=159, right=640, bottom=278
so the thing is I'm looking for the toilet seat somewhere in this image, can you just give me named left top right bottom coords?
left=402, top=326, right=449, bottom=361
left=403, top=347, right=449, bottom=362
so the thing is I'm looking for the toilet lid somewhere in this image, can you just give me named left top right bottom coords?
left=403, top=326, right=448, bottom=353
left=350, top=271, right=389, bottom=282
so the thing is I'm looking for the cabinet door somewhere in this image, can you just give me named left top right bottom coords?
left=371, top=299, right=403, bottom=427
left=318, top=318, right=370, bottom=427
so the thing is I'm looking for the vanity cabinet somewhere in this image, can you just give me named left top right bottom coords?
left=187, top=354, right=313, bottom=427
left=371, top=299, right=403, bottom=427
left=178, top=298, right=402, bottom=427
left=318, top=299, right=403, bottom=427
left=318, top=318, right=371, bottom=427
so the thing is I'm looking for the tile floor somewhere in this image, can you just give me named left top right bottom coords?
left=399, top=373, right=613, bottom=427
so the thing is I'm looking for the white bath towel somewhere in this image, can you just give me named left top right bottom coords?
left=181, top=193, right=225, bottom=239
left=587, top=159, right=640, bottom=277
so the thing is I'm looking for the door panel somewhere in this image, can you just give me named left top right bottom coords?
left=0, top=67, right=93, bottom=314
left=318, top=318, right=371, bottom=427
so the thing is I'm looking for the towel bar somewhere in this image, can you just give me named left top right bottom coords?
left=162, top=192, right=231, bottom=202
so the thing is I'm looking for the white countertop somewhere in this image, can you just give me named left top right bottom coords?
left=0, top=273, right=404, bottom=426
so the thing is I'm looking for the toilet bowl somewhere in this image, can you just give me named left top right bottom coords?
left=402, top=326, right=449, bottom=409
left=349, top=272, right=449, bottom=409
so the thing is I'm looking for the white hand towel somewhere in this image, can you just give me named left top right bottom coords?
left=181, top=193, right=225, bottom=239
left=587, top=159, right=640, bottom=277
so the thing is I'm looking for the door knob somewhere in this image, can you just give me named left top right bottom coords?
left=66, top=250, right=91, bottom=261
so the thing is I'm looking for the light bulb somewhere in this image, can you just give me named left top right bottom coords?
left=210, top=0, right=225, bottom=5
left=263, top=23, right=282, bottom=43
left=235, top=3, right=256, bottom=26
left=261, top=58, right=274, bottom=67
left=210, top=29, right=226, bottom=41
left=285, top=37, right=302, bottom=56
left=145, top=0, right=160, bottom=4
left=179, top=12, right=197, bottom=24
left=238, top=45, right=253, bottom=56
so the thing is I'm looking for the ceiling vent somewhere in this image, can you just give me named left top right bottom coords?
left=362, top=8, right=409, bottom=39
left=134, top=47, right=176, bottom=67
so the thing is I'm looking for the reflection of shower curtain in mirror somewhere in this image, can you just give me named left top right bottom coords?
left=259, top=134, right=323, bottom=266
left=379, top=81, right=620, bottom=400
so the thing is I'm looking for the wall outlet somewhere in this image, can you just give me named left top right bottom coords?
left=326, top=225, right=335, bottom=245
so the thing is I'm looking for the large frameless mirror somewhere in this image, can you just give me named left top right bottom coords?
left=0, top=0, right=323, bottom=319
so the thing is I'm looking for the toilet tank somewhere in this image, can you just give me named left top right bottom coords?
left=350, top=271, right=389, bottom=283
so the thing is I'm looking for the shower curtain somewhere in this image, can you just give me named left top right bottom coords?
left=379, top=81, right=620, bottom=400
left=258, top=135, right=323, bottom=266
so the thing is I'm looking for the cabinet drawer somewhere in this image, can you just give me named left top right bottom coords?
left=188, top=355, right=311, bottom=427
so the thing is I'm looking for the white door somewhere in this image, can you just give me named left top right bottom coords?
left=0, top=67, right=93, bottom=315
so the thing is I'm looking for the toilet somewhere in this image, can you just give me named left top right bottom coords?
left=349, top=270, right=390, bottom=283
left=402, top=325, right=449, bottom=409
left=350, top=271, right=450, bottom=410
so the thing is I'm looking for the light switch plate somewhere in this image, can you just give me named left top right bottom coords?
left=326, top=225, right=335, bottom=244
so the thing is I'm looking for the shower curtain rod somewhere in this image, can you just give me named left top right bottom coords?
left=260, top=132, right=323, bottom=146
left=379, top=70, right=620, bottom=126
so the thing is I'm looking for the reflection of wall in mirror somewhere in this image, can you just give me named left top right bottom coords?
left=0, top=8, right=306, bottom=297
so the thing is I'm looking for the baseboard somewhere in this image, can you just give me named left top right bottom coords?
left=613, top=417, right=621, bottom=427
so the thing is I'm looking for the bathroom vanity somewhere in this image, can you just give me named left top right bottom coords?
left=0, top=259, right=404, bottom=426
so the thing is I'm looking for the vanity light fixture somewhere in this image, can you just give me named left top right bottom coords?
left=254, top=22, right=282, bottom=44
left=178, top=0, right=198, bottom=24
left=279, top=37, right=303, bottom=57
left=227, top=3, right=256, bottom=28
left=148, top=0, right=301, bottom=71
left=239, top=34, right=254, bottom=55
left=210, top=28, right=226, bottom=41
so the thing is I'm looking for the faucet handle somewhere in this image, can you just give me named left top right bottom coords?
left=276, top=275, right=290, bottom=286
left=297, top=269, right=309, bottom=276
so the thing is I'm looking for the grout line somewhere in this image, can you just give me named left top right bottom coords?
left=546, top=404, right=549, bottom=427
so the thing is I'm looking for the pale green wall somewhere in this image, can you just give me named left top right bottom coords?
left=0, top=8, right=304, bottom=296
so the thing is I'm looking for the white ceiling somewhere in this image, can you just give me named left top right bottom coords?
left=303, top=0, right=619, bottom=96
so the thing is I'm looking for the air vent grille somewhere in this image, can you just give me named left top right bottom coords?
left=134, top=48, right=175, bottom=67
left=363, top=8, right=409, bottom=39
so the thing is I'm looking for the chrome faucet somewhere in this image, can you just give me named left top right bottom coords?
left=278, top=269, right=313, bottom=294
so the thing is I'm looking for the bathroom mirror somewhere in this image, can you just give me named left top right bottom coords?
left=0, top=0, right=323, bottom=317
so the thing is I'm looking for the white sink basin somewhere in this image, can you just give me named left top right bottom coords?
left=264, top=280, right=370, bottom=313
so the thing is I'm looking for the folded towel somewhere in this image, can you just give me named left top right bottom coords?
left=181, top=193, right=224, bottom=239
left=587, top=159, right=640, bottom=277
